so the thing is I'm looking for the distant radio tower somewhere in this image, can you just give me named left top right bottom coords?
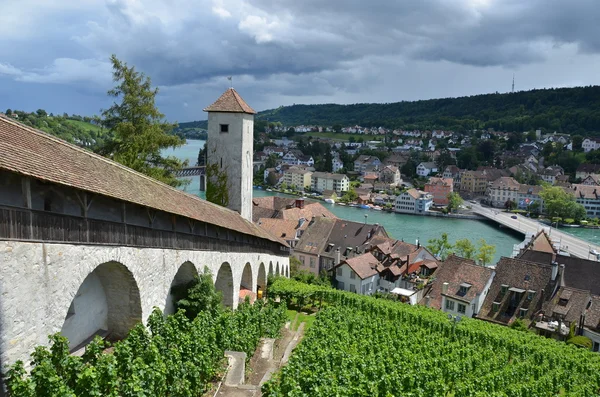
left=512, top=74, right=515, bottom=93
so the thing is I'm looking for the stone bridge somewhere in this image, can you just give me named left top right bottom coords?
left=0, top=114, right=289, bottom=380
left=0, top=240, right=287, bottom=370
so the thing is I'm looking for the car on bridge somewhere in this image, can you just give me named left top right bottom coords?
left=511, top=215, right=518, bottom=219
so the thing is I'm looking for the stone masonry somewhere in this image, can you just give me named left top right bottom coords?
left=0, top=240, right=288, bottom=371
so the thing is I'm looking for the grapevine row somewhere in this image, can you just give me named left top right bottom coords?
left=6, top=299, right=287, bottom=397
left=263, top=278, right=600, bottom=397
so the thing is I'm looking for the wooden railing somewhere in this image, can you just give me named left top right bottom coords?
left=0, top=206, right=286, bottom=256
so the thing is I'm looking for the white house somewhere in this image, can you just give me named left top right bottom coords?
left=416, top=162, right=438, bottom=177
left=334, top=253, right=381, bottom=295
left=582, top=138, right=600, bottom=153
left=422, top=255, right=495, bottom=318
left=394, top=189, right=433, bottom=214
left=311, top=172, right=350, bottom=194
left=332, top=156, right=344, bottom=172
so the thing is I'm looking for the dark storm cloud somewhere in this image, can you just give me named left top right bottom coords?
left=2, top=0, right=600, bottom=120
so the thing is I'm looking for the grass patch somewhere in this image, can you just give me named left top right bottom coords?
left=64, top=119, right=102, bottom=133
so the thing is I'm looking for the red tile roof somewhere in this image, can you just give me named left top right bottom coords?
left=341, top=253, right=383, bottom=280
left=0, top=115, right=280, bottom=244
left=203, top=88, right=256, bottom=114
left=423, top=255, right=494, bottom=309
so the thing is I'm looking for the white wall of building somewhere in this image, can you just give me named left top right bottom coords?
left=207, top=112, right=254, bottom=221
left=335, top=264, right=378, bottom=295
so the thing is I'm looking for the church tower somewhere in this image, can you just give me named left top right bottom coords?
left=204, top=88, right=255, bottom=221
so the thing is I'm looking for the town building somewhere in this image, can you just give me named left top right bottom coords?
left=517, top=232, right=600, bottom=349
left=424, top=177, right=453, bottom=206
left=576, top=163, right=600, bottom=180
left=569, top=184, right=600, bottom=218
left=517, top=184, right=543, bottom=210
left=416, top=162, right=438, bottom=177
left=582, top=138, right=600, bottom=153
left=581, top=174, right=600, bottom=186
left=460, top=170, right=488, bottom=196
left=311, top=172, right=350, bottom=194
left=251, top=196, right=336, bottom=223
left=380, top=165, right=401, bottom=186
left=538, top=166, right=564, bottom=185
left=422, top=255, right=495, bottom=318
left=442, top=165, right=462, bottom=190
left=334, top=253, right=383, bottom=295
left=394, top=189, right=433, bottom=214
left=282, top=167, right=312, bottom=190
left=353, top=155, right=381, bottom=174
left=477, top=257, right=557, bottom=326
left=486, top=177, right=520, bottom=208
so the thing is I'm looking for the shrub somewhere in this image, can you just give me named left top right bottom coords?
left=567, top=335, right=593, bottom=350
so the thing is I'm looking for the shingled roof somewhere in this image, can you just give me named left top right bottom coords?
left=478, top=257, right=556, bottom=325
left=0, top=115, right=280, bottom=244
left=203, top=88, right=256, bottom=114
left=422, top=254, right=494, bottom=310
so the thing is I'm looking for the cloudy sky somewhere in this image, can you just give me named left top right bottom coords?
left=1, top=0, right=600, bottom=122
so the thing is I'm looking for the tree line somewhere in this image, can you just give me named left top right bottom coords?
left=256, top=86, right=600, bottom=134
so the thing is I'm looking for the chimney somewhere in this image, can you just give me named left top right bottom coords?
left=355, top=246, right=359, bottom=255
left=558, top=264, right=565, bottom=283
left=417, top=238, right=420, bottom=249
left=295, top=198, right=305, bottom=209
left=442, top=282, right=449, bottom=294
left=335, top=247, right=341, bottom=265
left=551, top=261, right=558, bottom=281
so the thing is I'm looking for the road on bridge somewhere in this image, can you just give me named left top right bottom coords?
left=471, top=203, right=600, bottom=260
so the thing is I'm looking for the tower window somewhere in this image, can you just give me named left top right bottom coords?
left=220, top=124, right=229, bottom=133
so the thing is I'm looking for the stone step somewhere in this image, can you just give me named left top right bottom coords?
left=224, top=351, right=247, bottom=386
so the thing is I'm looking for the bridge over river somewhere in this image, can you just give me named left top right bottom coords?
left=175, top=166, right=206, bottom=190
left=472, top=203, right=600, bottom=260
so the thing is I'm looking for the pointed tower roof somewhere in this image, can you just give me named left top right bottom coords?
left=203, top=88, right=256, bottom=114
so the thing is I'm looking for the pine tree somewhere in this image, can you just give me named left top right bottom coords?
left=99, top=55, right=187, bottom=187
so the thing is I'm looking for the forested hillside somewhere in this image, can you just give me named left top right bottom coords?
left=256, top=86, right=600, bottom=134
left=3, top=109, right=107, bottom=149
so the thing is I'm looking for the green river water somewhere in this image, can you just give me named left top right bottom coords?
left=168, top=140, right=600, bottom=263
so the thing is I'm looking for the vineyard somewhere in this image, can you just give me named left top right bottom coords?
left=6, top=299, right=287, bottom=397
left=263, top=279, right=600, bottom=397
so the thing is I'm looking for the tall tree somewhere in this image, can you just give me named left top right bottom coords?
left=427, top=233, right=452, bottom=260
left=572, top=135, right=583, bottom=152
left=453, top=238, right=476, bottom=259
left=99, top=55, right=187, bottom=187
left=476, top=239, right=496, bottom=266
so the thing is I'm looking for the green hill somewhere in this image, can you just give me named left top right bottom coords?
left=5, top=110, right=108, bottom=148
left=256, top=86, right=600, bottom=134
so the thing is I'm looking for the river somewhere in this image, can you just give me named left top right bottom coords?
left=167, top=140, right=600, bottom=262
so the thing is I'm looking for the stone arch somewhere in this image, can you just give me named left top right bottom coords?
left=165, top=261, right=199, bottom=315
left=215, top=262, right=234, bottom=308
left=240, top=262, right=253, bottom=290
left=276, top=262, right=280, bottom=276
left=61, top=261, right=142, bottom=350
left=257, top=262, right=267, bottom=293
left=269, top=261, right=274, bottom=276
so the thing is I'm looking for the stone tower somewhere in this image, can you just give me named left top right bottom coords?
left=204, top=88, right=255, bottom=221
